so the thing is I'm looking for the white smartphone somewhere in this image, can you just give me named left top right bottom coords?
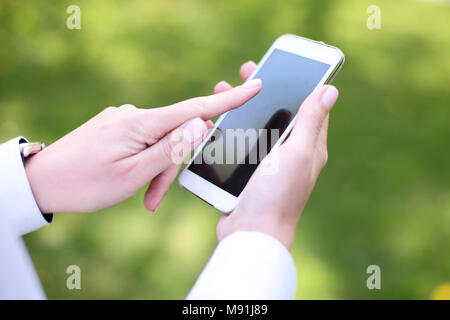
left=179, top=34, right=345, bottom=213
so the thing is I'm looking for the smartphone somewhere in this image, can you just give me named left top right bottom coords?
left=179, top=34, right=344, bottom=213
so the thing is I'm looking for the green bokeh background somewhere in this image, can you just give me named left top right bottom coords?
left=1, top=0, right=449, bottom=299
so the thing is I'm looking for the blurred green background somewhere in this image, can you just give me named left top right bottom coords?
left=1, top=0, right=449, bottom=299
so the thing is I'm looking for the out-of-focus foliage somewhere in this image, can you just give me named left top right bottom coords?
left=0, top=0, right=449, bottom=299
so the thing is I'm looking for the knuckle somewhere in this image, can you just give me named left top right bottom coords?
left=161, top=138, right=175, bottom=161
left=118, top=104, right=137, bottom=111
left=160, top=131, right=185, bottom=164
left=186, top=96, right=207, bottom=115
left=117, top=157, right=139, bottom=177
left=95, top=107, right=119, bottom=128
left=117, top=105, right=139, bottom=124
left=102, top=106, right=118, bottom=114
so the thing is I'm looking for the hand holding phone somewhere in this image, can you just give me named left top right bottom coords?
left=215, top=63, right=338, bottom=249
left=180, top=34, right=344, bottom=215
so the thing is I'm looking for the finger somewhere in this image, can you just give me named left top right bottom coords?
left=150, top=79, right=261, bottom=134
left=206, top=120, right=214, bottom=129
left=144, top=164, right=179, bottom=212
left=144, top=119, right=215, bottom=212
left=285, top=85, right=338, bottom=152
left=240, top=61, right=257, bottom=81
left=137, top=117, right=209, bottom=180
left=214, top=81, right=232, bottom=94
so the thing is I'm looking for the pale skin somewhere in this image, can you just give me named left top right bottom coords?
left=25, top=61, right=338, bottom=250
left=25, top=79, right=262, bottom=213
left=216, top=61, right=338, bottom=249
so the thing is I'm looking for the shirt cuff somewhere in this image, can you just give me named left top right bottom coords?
left=0, top=137, right=52, bottom=236
left=187, top=231, right=297, bottom=300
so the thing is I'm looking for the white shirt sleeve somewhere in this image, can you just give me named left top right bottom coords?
left=0, top=137, right=52, bottom=236
left=0, top=219, right=46, bottom=299
left=0, top=137, right=49, bottom=299
left=187, top=231, right=297, bottom=300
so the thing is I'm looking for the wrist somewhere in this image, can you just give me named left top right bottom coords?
left=24, top=152, right=52, bottom=214
left=217, top=209, right=298, bottom=250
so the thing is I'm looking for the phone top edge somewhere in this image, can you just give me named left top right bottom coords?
left=276, top=34, right=345, bottom=65
left=277, top=34, right=345, bottom=54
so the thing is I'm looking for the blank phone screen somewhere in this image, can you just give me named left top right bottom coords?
left=188, top=48, right=330, bottom=197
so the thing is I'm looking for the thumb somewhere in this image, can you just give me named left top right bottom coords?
left=286, top=85, right=338, bottom=152
left=137, top=117, right=208, bottom=179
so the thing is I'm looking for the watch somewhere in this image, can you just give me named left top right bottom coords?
left=19, top=142, right=45, bottom=159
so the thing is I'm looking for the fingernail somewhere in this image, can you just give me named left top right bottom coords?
left=242, top=78, right=262, bottom=89
left=183, top=118, right=207, bottom=143
left=320, top=86, right=339, bottom=110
